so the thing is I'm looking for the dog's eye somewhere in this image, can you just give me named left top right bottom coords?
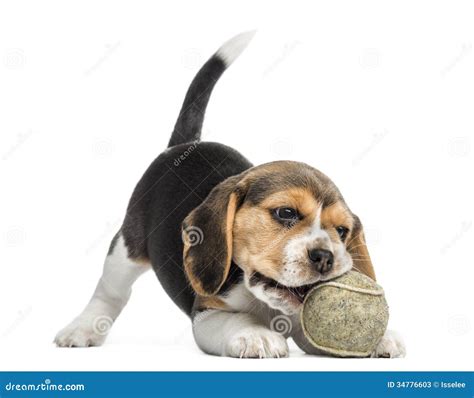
left=336, top=226, right=349, bottom=241
left=274, top=207, right=299, bottom=221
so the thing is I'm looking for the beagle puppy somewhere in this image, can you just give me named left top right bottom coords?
left=55, top=32, right=405, bottom=358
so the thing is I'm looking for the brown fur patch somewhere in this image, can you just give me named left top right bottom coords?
left=224, top=192, right=238, bottom=279
left=194, top=295, right=229, bottom=312
left=133, top=256, right=152, bottom=267
left=347, top=216, right=376, bottom=280
left=321, top=201, right=354, bottom=230
left=233, top=186, right=322, bottom=280
left=259, top=187, right=320, bottom=219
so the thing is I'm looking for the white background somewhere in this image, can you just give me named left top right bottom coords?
left=1, top=0, right=473, bottom=371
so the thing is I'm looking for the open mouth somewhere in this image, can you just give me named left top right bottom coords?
left=250, top=272, right=317, bottom=304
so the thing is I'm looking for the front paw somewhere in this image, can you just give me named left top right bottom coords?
left=225, top=327, right=289, bottom=358
left=372, top=330, right=406, bottom=358
left=54, top=315, right=113, bottom=347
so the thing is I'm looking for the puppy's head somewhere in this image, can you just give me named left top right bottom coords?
left=183, top=161, right=375, bottom=315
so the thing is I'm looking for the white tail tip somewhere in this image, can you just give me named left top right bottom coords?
left=216, top=30, right=256, bottom=66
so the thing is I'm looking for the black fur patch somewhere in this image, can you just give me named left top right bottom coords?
left=122, top=142, right=252, bottom=316
left=219, top=262, right=244, bottom=296
left=183, top=173, right=246, bottom=296
left=168, top=55, right=226, bottom=147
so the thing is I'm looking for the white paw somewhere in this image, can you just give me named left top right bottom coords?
left=225, top=327, right=289, bottom=358
left=372, top=330, right=406, bottom=358
left=54, top=315, right=113, bottom=347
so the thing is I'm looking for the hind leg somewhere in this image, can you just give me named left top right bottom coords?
left=54, top=234, right=150, bottom=347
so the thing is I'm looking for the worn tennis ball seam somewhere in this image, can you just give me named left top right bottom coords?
left=308, top=281, right=384, bottom=296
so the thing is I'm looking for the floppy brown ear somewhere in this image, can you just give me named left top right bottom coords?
left=347, top=215, right=376, bottom=280
left=182, top=174, right=247, bottom=296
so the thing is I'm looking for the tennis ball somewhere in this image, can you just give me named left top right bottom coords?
left=293, top=271, right=389, bottom=357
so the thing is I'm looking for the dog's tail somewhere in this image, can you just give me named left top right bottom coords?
left=167, top=31, right=255, bottom=148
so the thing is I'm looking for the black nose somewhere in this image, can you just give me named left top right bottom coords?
left=308, top=249, right=334, bottom=274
